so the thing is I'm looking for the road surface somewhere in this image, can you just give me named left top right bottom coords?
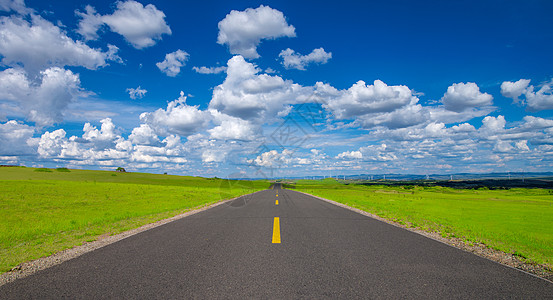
left=1, top=184, right=552, bottom=299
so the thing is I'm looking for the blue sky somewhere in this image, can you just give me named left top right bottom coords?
left=1, top=0, right=553, bottom=178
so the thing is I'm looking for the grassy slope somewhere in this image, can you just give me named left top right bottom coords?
left=292, top=179, right=553, bottom=268
left=0, top=167, right=269, bottom=273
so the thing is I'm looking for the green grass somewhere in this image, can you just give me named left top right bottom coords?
left=293, top=178, right=553, bottom=268
left=0, top=167, right=269, bottom=273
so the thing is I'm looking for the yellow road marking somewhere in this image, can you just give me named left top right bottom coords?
left=272, top=217, right=281, bottom=243
left=276, top=194, right=278, bottom=197
left=275, top=200, right=279, bottom=205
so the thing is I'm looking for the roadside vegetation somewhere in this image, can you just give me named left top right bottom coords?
left=0, top=167, right=269, bottom=273
left=291, top=178, right=553, bottom=269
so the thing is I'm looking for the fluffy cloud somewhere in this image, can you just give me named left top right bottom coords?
left=156, top=50, right=189, bottom=77
left=217, top=5, right=296, bottom=59
left=0, top=120, right=35, bottom=155
left=38, top=128, right=67, bottom=157
left=336, top=150, right=362, bottom=159
left=279, top=47, right=332, bottom=70
left=500, top=79, right=553, bottom=111
left=128, top=124, right=160, bottom=146
left=0, top=0, right=30, bottom=14
left=323, top=80, right=421, bottom=129
left=37, top=118, right=188, bottom=169
left=0, top=14, right=118, bottom=73
left=140, top=91, right=211, bottom=136
left=192, top=66, right=227, bottom=74
left=126, top=86, right=147, bottom=99
left=501, top=79, right=530, bottom=102
left=81, top=118, right=119, bottom=150
left=524, top=81, right=553, bottom=111
left=0, top=67, right=81, bottom=126
left=77, top=0, right=171, bottom=49
left=209, top=55, right=312, bottom=122
left=208, top=110, right=259, bottom=141
left=441, top=82, right=493, bottom=112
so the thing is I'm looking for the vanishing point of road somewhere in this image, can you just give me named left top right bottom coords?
left=1, top=184, right=552, bottom=299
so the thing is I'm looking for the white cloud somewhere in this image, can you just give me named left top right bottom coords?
left=77, top=0, right=171, bottom=49
left=38, top=128, right=66, bottom=157
left=0, top=67, right=81, bottom=127
left=0, top=0, right=30, bottom=14
left=128, top=124, right=160, bottom=145
left=336, top=150, right=362, bottom=159
left=140, top=91, right=211, bottom=136
left=208, top=55, right=313, bottom=122
left=481, top=115, right=506, bottom=133
left=0, top=14, right=118, bottom=74
left=126, top=86, right=147, bottom=99
left=327, top=80, right=415, bottom=117
left=207, top=110, right=258, bottom=141
left=515, top=140, right=530, bottom=151
left=156, top=50, right=189, bottom=77
left=501, top=79, right=530, bottom=102
left=75, top=5, right=103, bottom=41
left=279, top=47, right=332, bottom=70
left=359, top=144, right=397, bottom=161
left=441, top=82, right=493, bottom=112
left=192, top=66, right=227, bottom=74
left=524, top=81, right=553, bottom=111
left=217, top=5, right=296, bottom=59
left=81, top=118, right=119, bottom=150
left=499, top=79, right=553, bottom=111
left=0, top=120, right=35, bottom=155
left=248, top=150, right=282, bottom=168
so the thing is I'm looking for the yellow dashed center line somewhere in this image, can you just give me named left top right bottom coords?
left=275, top=199, right=279, bottom=205
left=272, top=217, right=281, bottom=244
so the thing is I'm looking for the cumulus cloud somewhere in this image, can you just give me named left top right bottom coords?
left=322, top=80, right=423, bottom=129
left=0, top=14, right=118, bottom=74
left=501, top=79, right=530, bottom=102
left=524, top=81, right=553, bottom=111
left=481, top=115, right=506, bottom=133
left=80, top=118, right=119, bottom=150
left=0, top=120, right=35, bottom=155
left=126, top=86, right=147, bottom=99
left=0, top=67, right=81, bottom=126
left=441, top=82, right=493, bottom=112
left=76, top=0, right=171, bottom=49
left=325, top=80, right=415, bottom=118
left=128, top=123, right=160, bottom=145
left=500, top=79, right=553, bottom=111
left=156, top=50, right=189, bottom=77
left=192, top=66, right=227, bottom=74
left=140, top=91, right=211, bottom=136
left=336, top=150, right=362, bottom=159
left=208, top=110, right=258, bottom=141
left=38, top=128, right=66, bottom=157
left=279, top=47, right=332, bottom=70
left=37, top=118, right=188, bottom=169
left=208, top=55, right=313, bottom=122
left=217, top=5, right=296, bottom=59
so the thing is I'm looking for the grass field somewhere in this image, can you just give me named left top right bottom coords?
left=291, top=179, right=553, bottom=268
left=0, top=167, right=269, bottom=273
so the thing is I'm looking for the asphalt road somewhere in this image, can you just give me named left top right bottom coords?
left=1, top=184, right=552, bottom=299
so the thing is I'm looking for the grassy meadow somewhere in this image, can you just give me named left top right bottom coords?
left=0, top=167, right=269, bottom=273
left=291, top=179, right=553, bottom=268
